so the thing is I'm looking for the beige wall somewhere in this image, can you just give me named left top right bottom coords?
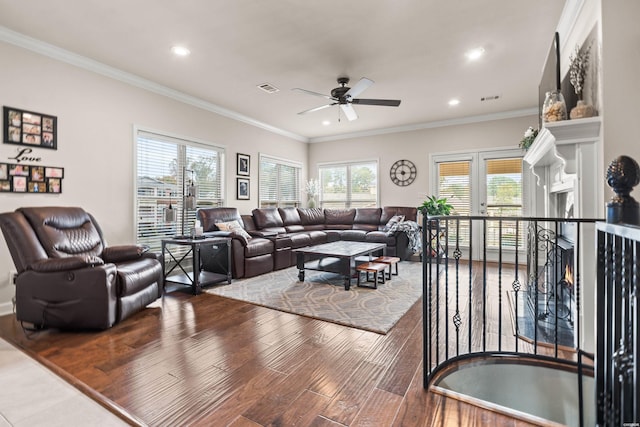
left=601, top=0, right=640, bottom=200
left=308, top=115, right=537, bottom=209
left=0, top=41, right=307, bottom=312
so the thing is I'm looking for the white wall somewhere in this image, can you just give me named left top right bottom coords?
left=308, top=115, right=538, bottom=209
left=0, top=41, right=307, bottom=312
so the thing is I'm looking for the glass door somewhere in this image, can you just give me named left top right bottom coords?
left=432, top=149, right=525, bottom=260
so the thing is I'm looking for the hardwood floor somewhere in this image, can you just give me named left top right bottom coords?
left=0, top=280, right=545, bottom=426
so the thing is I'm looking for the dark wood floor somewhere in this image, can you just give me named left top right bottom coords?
left=0, top=278, right=546, bottom=426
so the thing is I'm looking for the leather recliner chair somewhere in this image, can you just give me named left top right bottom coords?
left=0, top=206, right=163, bottom=330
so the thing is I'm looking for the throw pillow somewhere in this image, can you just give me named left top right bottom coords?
left=383, top=215, right=405, bottom=232
left=215, top=220, right=252, bottom=243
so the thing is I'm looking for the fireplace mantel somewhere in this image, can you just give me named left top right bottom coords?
left=524, top=116, right=602, bottom=218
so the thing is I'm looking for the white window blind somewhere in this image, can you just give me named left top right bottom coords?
left=319, top=161, right=378, bottom=208
left=136, top=130, right=224, bottom=252
left=259, top=155, right=301, bottom=208
left=437, top=160, right=471, bottom=246
left=485, top=157, right=524, bottom=249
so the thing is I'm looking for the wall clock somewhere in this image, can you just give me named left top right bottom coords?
left=390, top=159, right=417, bottom=186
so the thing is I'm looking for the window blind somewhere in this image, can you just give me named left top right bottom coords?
left=136, top=130, right=224, bottom=253
left=437, top=160, right=471, bottom=246
left=259, top=154, right=301, bottom=208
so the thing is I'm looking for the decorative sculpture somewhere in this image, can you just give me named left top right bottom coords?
left=606, top=155, right=640, bottom=225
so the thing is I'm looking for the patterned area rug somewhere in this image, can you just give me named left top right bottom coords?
left=205, top=261, right=422, bottom=334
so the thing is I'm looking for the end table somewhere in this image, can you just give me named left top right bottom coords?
left=161, top=236, right=232, bottom=295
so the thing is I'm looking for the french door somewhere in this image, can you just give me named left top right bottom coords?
left=431, top=149, right=526, bottom=260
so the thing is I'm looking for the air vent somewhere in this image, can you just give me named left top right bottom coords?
left=480, top=95, right=500, bottom=102
left=257, top=83, right=280, bottom=94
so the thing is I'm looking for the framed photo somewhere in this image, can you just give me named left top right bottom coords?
left=45, top=167, right=64, bottom=178
left=0, top=180, right=10, bottom=192
left=3, top=106, right=57, bottom=150
left=12, top=176, right=27, bottom=192
left=237, top=153, right=250, bottom=176
left=9, top=164, right=29, bottom=176
left=30, top=166, right=45, bottom=182
left=237, top=178, right=250, bottom=200
left=0, top=164, right=7, bottom=180
left=48, top=178, right=62, bottom=193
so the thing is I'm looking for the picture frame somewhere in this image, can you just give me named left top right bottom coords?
left=3, top=106, right=57, bottom=150
left=0, top=162, right=63, bottom=193
left=237, top=153, right=250, bottom=176
left=237, top=178, right=250, bottom=200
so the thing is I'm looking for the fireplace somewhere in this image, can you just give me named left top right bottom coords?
left=526, top=223, right=576, bottom=346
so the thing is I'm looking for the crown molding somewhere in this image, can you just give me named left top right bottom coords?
left=307, top=108, right=539, bottom=143
left=0, top=25, right=545, bottom=145
left=0, top=26, right=308, bottom=143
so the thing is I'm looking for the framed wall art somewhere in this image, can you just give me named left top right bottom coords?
left=237, top=153, right=250, bottom=176
left=0, top=162, right=64, bottom=193
left=237, top=178, right=250, bottom=200
left=3, top=106, right=57, bottom=150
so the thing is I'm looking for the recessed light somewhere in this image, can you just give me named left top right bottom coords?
left=465, top=47, right=485, bottom=61
left=448, top=99, right=460, bottom=106
left=171, top=45, right=191, bottom=57
left=322, top=120, right=331, bottom=126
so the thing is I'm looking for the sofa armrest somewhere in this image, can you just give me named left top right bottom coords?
left=102, top=245, right=150, bottom=263
left=28, top=255, right=105, bottom=272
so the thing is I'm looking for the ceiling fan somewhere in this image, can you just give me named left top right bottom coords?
left=293, top=77, right=401, bottom=121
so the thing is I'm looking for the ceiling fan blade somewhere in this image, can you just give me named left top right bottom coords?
left=345, top=77, right=374, bottom=98
left=292, top=88, right=335, bottom=100
left=297, top=103, right=336, bottom=115
left=340, top=104, right=358, bottom=121
left=352, top=98, right=401, bottom=107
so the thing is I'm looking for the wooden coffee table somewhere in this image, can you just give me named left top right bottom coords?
left=293, top=241, right=386, bottom=290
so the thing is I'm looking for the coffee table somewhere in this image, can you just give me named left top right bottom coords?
left=294, top=241, right=386, bottom=290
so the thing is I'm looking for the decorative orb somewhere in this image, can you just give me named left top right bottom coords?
left=607, top=155, right=640, bottom=194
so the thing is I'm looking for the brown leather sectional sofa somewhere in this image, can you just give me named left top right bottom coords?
left=197, top=206, right=417, bottom=279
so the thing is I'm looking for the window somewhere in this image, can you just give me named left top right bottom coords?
left=259, top=154, right=301, bottom=208
left=135, top=130, right=224, bottom=253
left=432, top=150, right=525, bottom=252
left=319, top=160, right=378, bottom=208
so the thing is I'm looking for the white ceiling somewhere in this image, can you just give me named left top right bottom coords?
left=0, top=1, right=566, bottom=142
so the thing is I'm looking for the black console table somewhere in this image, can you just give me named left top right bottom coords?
left=161, top=236, right=232, bottom=294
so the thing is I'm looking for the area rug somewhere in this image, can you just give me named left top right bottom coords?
left=205, top=261, right=423, bottom=334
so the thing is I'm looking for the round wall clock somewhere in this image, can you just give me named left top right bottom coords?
left=390, top=159, right=417, bottom=186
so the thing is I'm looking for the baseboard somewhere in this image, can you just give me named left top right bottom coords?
left=0, top=301, right=14, bottom=316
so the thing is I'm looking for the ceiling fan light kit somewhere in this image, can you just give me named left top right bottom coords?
left=293, top=77, right=401, bottom=121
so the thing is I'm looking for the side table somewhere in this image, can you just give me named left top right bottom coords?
left=161, top=236, right=232, bottom=295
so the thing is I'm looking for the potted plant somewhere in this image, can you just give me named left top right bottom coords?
left=418, top=195, right=453, bottom=216
left=418, top=196, right=453, bottom=259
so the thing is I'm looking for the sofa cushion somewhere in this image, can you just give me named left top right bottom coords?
left=278, top=207, right=302, bottom=226
left=381, top=206, right=417, bottom=224
left=339, top=230, right=367, bottom=241
left=298, top=208, right=325, bottom=225
left=244, top=238, right=274, bottom=257
left=324, top=209, right=356, bottom=227
left=306, top=230, right=328, bottom=245
left=252, top=208, right=284, bottom=229
left=289, top=233, right=312, bottom=248
left=365, top=231, right=398, bottom=246
left=353, top=208, right=382, bottom=231
left=285, top=224, right=305, bottom=233
left=198, top=208, right=242, bottom=232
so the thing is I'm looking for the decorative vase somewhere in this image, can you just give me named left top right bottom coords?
left=308, top=197, right=316, bottom=208
left=542, top=90, right=567, bottom=123
left=570, top=100, right=595, bottom=119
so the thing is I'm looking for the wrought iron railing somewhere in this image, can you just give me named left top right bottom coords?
left=596, top=222, right=640, bottom=426
left=422, top=215, right=600, bottom=424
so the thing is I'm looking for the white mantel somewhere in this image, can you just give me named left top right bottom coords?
left=524, top=116, right=602, bottom=218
